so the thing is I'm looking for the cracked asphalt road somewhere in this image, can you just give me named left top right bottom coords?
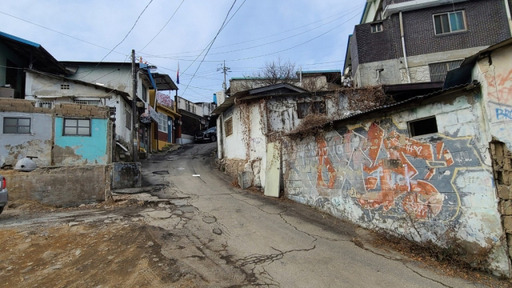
left=141, top=143, right=500, bottom=287
left=1, top=142, right=508, bottom=287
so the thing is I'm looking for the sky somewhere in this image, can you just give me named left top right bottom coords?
left=0, top=0, right=364, bottom=103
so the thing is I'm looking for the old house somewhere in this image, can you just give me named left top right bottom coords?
left=280, top=39, right=512, bottom=276
left=60, top=61, right=177, bottom=157
left=344, top=0, right=512, bottom=88
left=213, top=73, right=348, bottom=196
left=149, top=90, right=179, bottom=150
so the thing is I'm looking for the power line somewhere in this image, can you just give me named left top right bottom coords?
left=181, top=0, right=244, bottom=97
left=98, top=0, right=154, bottom=63
left=139, top=0, right=186, bottom=52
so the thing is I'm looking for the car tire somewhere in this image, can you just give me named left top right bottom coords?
left=0, top=206, right=3, bottom=214
left=211, top=135, right=217, bottom=142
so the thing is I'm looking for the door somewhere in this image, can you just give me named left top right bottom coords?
left=167, top=117, right=173, bottom=143
left=264, top=141, right=281, bottom=197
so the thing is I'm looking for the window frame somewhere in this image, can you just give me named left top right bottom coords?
left=408, top=116, right=438, bottom=137
left=224, top=117, right=233, bottom=137
left=433, top=10, right=467, bottom=35
left=3, top=117, right=31, bottom=134
left=371, top=23, right=383, bottom=33
left=63, top=118, right=91, bottom=136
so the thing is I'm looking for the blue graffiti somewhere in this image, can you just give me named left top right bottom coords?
left=496, top=107, right=512, bottom=120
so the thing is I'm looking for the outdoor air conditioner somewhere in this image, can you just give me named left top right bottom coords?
left=0, top=87, right=14, bottom=98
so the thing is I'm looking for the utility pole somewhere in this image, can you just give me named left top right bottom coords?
left=131, top=49, right=138, bottom=162
left=218, top=60, right=231, bottom=92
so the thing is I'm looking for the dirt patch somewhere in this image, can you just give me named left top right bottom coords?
left=0, top=218, right=202, bottom=288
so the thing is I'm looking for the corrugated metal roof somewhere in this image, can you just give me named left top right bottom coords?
left=0, top=31, right=69, bottom=75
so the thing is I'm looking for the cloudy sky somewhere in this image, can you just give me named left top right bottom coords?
left=0, top=0, right=364, bottom=102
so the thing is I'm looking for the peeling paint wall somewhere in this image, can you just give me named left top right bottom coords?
left=54, top=117, right=109, bottom=165
left=283, top=92, right=511, bottom=276
left=1, top=99, right=111, bottom=167
left=0, top=110, right=53, bottom=167
left=475, top=44, right=512, bottom=150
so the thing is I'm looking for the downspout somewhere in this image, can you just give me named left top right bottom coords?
left=505, top=0, right=512, bottom=37
left=399, top=11, right=411, bottom=83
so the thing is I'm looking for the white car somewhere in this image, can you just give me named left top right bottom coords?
left=0, top=174, right=7, bottom=214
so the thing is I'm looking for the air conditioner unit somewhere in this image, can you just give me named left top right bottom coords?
left=0, top=87, right=14, bottom=98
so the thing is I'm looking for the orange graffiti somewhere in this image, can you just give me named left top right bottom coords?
left=356, top=124, right=454, bottom=219
left=485, top=70, right=512, bottom=105
left=316, top=135, right=337, bottom=189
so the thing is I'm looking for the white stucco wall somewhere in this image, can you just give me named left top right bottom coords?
left=473, top=44, right=512, bottom=150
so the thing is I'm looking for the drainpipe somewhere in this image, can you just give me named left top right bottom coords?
left=505, top=0, right=512, bottom=37
left=399, top=11, right=411, bottom=83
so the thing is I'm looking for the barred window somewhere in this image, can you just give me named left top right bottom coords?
left=429, top=60, right=463, bottom=82
left=3, top=117, right=31, bottom=134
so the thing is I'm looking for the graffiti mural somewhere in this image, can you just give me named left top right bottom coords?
left=285, top=119, right=485, bottom=221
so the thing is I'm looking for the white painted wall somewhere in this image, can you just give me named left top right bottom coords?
left=25, top=71, right=133, bottom=146
left=473, top=44, right=512, bottom=150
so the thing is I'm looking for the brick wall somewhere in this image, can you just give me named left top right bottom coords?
left=353, top=0, right=510, bottom=65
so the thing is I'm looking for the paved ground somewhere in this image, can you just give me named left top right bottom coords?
left=0, top=142, right=510, bottom=287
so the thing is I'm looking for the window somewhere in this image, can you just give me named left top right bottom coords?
left=297, top=100, right=326, bottom=119
left=371, top=23, right=383, bottom=33
left=63, top=118, right=91, bottom=136
left=157, top=113, right=167, bottom=133
left=429, top=60, right=463, bottom=82
left=74, top=99, right=101, bottom=105
left=125, top=109, right=132, bottom=130
left=60, top=84, right=70, bottom=90
left=37, top=101, right=53, bottom=108
left=3, top=117, right=31, bottom=134
left=408, top=116, right=438, bottom=137
left=433, top=11, right=466, bottom=35
left=224, top=117, right=233, bottom=136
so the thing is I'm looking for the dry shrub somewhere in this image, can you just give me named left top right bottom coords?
left=340, top=85, right=394, bottom=112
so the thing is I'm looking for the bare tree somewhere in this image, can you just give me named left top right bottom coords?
left=256, top=58, right=297, bottom=85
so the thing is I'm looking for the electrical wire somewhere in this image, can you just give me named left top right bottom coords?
left=181, top=0, right=244, bottom=97
left=139, top=0, right=186, bottom=52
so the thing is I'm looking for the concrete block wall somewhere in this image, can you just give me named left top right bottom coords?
left=2, top=166, right=109, bottom=207
left=282, top=93, right=510, bottom=276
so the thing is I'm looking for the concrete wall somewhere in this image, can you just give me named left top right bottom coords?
left=54, top=117, right=110, bottom=165
left=1, top=99, right=112, bottom=167
left=111, top=162, right=141, bottom=189
left=2, top=165, right=109, bottom=207
left=474, top=41, right=512, bottom=272
left=25, top=70, right=133, bottom=148
left=282, top=91, right=510, bottom=276
left=0, top=111, right=53, bottom=167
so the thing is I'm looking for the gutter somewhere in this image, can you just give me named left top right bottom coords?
left=399, top=12, right=411, bottom=83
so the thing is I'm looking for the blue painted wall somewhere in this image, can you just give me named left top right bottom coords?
left=54, top=117, right=109, bottom=165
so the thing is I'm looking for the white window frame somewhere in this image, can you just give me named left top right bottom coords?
left=63, top=118, right=91, bottom=136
